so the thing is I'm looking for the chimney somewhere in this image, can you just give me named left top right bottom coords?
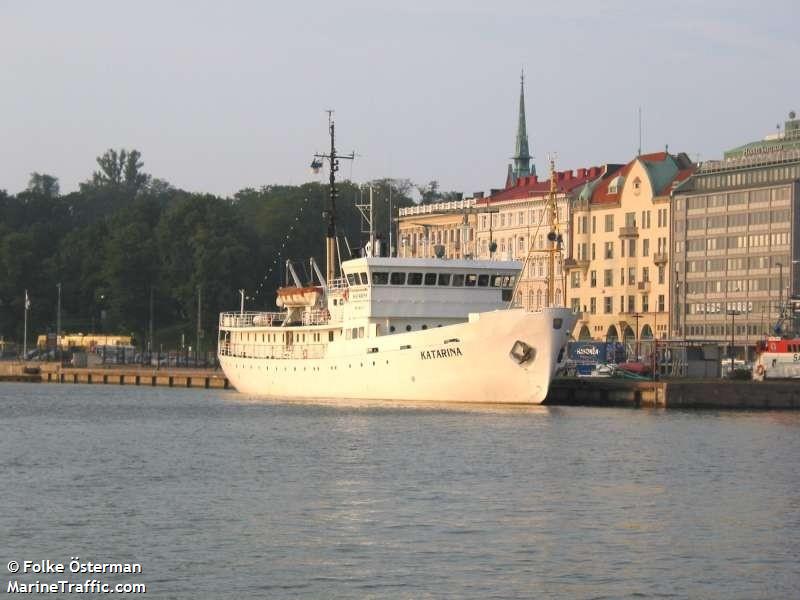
left=565, top=170, right=573, bottom=180
left=577, top=168, right=586, bottom=178
left=473, top=191, right=484, bottom=199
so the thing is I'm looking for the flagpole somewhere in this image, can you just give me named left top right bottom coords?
left=23, top=290, right=28, bottom=360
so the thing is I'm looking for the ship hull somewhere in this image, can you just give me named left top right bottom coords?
left=219, top=308, right=575, bottom=404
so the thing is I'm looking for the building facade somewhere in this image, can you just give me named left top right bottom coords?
left=565, top=152, right=693, bottom=347
left=397, top=197, right=481, bottom=259
left=475, top=167, right=607, bottom=310
left=672, top=112, right=800, bottom=353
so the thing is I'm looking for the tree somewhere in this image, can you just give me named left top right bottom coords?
left=89, top=148, right=151, bottom=195
left=27, top=173, right=59, bottom=198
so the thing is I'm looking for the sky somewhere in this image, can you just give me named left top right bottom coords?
left=1, top=0, right=798, bottom=198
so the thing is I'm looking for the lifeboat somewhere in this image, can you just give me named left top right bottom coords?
left=275, top=286, right=323, bottom=308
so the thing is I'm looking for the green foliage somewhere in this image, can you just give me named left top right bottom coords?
left=0, top=150, right=424, bottom=349
left=27, top=173, right=60, bottom=198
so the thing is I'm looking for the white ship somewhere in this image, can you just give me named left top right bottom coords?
left=217, top=114, right=576, bottom=404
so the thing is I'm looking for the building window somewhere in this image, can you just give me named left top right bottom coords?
left=628, top=239, right=636, bottom=257
left=627, top=295, right=635, bottom=313
left=592, top=216, right=596, bottom=234
left=658, top=294, right=665, bottom=312
left=590, top=270, right=597, bottom=287
left=628, top=267, right=636, bottom=285
left=590, top=297, right=596, bottom=314
left=658, top=265, right=665, bottom=284
left=604, top=242, right=614, bottom=259
left=642, top=295, right=649, bottom=312
left=643, top=239, right=649, bottom=257
left=605, top=214, right=614, bottom=232
left=604, top=269, right=613, bottom=286
left=642, top=267, right=649, bottom=283
left=604, top=297, right=613, bottom=314
left=571, top=272, right=581, bottom=288
left=591, top=243, right=596, bottom=260
left=571, top=298, right=581, bottom=312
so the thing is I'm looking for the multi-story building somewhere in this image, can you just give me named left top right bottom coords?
left=396, top=197, right=481, bottom=259
left=475, top=167, right=608, bottom=310
left=565, top=152, right=694, bottom=346
left=672, top=112, right=800, bottom=354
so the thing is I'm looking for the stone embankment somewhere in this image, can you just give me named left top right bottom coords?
left=0, top=362, right=228, bottom=389
left=545, top=378, right=800, bottom=409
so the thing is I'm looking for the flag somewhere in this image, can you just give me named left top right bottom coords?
left=24, top=290, right=30, bottom=310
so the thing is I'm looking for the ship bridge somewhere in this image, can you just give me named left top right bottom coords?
left=335, top=257, right=521, bottom=329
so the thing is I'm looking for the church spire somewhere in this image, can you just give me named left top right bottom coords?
left=507, top=70, right=534, bottom=187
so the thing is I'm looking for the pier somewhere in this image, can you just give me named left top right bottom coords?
left=0, top=363, right=229, bottom=390
left=545, top=378, right=800, bottom=409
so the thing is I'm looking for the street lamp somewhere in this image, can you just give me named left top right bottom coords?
left=727, top=309, right=741, bottom=376
left=631, top=312, right=642, bottom=359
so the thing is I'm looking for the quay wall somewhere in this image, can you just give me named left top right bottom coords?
left=0, top=362, right=229, bottom=390
left=546, top=378, right=800, bottom=409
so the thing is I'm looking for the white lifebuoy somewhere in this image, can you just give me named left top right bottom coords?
left=756, top=364, right=765, bottom=377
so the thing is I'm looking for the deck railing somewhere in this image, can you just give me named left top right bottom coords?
left=219, top=312, right=286, bottom=328
left=219, top=341, right=327, bottom=360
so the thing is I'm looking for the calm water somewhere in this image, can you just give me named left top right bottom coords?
left=2, top=383, right=799, bottom=599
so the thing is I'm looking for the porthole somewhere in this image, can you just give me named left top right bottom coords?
left=422, top=325, right=428, bottom=330
left=390, top=326, right=396, bottom=333
left=406, top=325, right=412, bottom=332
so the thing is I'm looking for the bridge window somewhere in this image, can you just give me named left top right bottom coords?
left=390, top=272, right=406, bottom=285
left=491, top=275, right=502, bottom=287
left=424, top=273, right=437, bottom=285
left=465, top=274, right=478, bottom=287
left=437, top=273, right=451, bottom=286
left=477, top=274, right=490, bottom=287
left=407, top=272, right=423, bottom=285
left=452, top=274, right=465, bottom=286
left=359, top=272, right=369, bottom=284
left=373, top=272, right=389, bottom=285
left=346, top=273, right=357, bottom=285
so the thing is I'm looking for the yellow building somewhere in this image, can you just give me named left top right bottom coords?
left=397, top=197, right=482, bottom=259
left=565, top=152, right=693, bottom=347
left=36, top=333, right=133, bottom=350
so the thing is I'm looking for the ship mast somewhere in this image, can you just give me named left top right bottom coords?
left=545, top=156, right=563, bottom=307
left=312, top=111, right=354, bottom=284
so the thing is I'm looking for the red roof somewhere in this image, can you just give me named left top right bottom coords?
left=659, top=167, right=695, bottom=196
left=487, top=166, right=606, bottom=203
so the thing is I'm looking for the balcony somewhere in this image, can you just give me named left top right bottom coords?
left=653, top=252, right=668, bottom=265
left=563, top=258, right=578, bottom=269
left=637, top=281, right=651, bottom=293
left=618, top=225, right=639, bottom=238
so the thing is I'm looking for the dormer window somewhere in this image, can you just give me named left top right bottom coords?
left=608, top=175, right=625, bottom=194
left=633, top=177, right=642, bottom=195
